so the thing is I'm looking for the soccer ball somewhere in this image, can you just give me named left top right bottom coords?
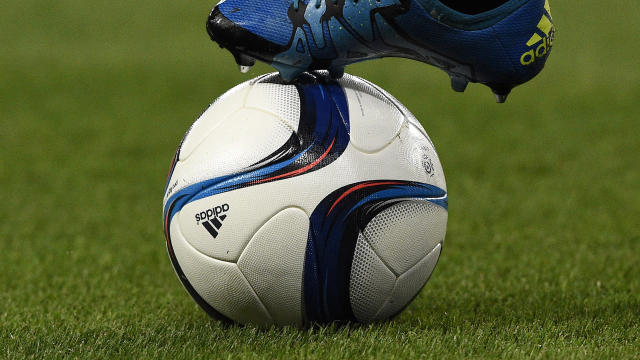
left=162, top=72, right=448, bottom=326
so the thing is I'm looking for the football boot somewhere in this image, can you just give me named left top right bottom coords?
left=206, top=0, right=555, bottom=102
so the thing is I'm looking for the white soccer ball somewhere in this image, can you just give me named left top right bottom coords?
left=162, top=72, right=448, bottom=326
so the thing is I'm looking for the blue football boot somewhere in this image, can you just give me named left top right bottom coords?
left=206, top=0, right=555, bottom=102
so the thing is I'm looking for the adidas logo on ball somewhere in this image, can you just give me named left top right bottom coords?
left=195, top=204, right=230, bottom=239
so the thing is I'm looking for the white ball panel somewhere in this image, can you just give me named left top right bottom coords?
left=376, top=243, right=442, bottom=320
left=237, top=208, right=309, bottom=326
left=244, top=83, right=301, bottom=131
left=358, top=76, right=438, bottom=155
left=178, top=169, right=323, bottom=262
left=362, top=201, right=447, bottom=275
left=179, top=108, right=293, bottom=189
left=169, top=219, right=273, bottom=325
left=339, top=74, right=405, bottom=153
left=179, top=81, right=251, bottom=161
left=178, top=193, right=270, bottom=262
left=349, top=233, right=396, bottom=323
left=358, top=77, right=427, bottom=134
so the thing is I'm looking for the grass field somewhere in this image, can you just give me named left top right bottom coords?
left=1, top=0, right=639, bottom=358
